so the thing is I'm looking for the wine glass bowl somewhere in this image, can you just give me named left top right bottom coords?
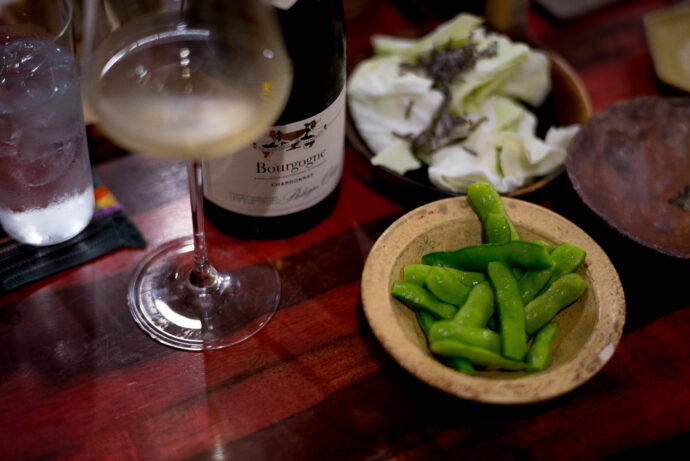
left=85, top=7, right=292, bottom=160
left=83, top=0, right=293, bottom=350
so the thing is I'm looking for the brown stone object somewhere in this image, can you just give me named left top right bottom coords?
left=567, top=96, right=690, bottom=258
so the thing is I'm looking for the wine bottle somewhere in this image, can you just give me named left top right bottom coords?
left=202, top=0, right=346, bottom=239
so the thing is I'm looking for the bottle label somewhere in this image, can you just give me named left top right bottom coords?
left=202, top=86, right=345, bottom=217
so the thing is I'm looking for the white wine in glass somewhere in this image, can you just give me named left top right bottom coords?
left=84, top=0, right=292, bottom=350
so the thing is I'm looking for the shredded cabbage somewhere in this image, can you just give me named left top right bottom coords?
left=347, top=13, right=580, bottom=194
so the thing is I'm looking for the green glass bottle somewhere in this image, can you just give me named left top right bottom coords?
left=202, top=0, right=346, bottom=238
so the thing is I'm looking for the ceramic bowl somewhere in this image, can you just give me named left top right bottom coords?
left=360, top=196, right=625, bottom=404
left=346, top=51, right=592, bottom=203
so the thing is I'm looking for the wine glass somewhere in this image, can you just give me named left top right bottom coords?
left=82, top=0, right=292, bottom=350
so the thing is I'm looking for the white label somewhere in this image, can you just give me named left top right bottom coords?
left=203, top=87, right=345, bottom=217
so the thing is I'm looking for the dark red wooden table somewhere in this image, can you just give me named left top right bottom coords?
left=2, top=1, right=689, bottom=459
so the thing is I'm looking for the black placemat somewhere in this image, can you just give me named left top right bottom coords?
left=0, top=176, right=146, bottom=292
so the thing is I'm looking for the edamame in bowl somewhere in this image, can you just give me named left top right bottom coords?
left=360, top=190, right=625, bottom=404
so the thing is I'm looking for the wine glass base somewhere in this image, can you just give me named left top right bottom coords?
left=128, top=236, right=279, bottom=351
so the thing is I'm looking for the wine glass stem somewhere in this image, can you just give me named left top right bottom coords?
left=187, top=160, right=215, bottom=288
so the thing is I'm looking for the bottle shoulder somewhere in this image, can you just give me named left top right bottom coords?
left=274, top=0, right=346, bottom=124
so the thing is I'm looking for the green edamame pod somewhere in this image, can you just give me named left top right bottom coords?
left=452, top=280, right=495, bottom=328
left=403, top=264, right=432, bottom=286
left=487, top=261, right=528, bottom=361
left=524, top=273, right=588, bottom=334
left=445, top=267, right=486, bottom=287
left=519, top=242, right=586, bottom=303
left=405, top=264, right=485, bottom=287
left=391, top=281, right=457, bottom=320
left=467, top=181, right=520, bottom=241
left=485, top=212, right=512, bottom=244
left=487, top=315, right=499, bottom=332
left=514, top=240, right=552, bottom=284
left=431, top=340, right=527, bottom=371
left=533, top=240, right=554, bottom=251
left=428, top=322, right=501, bottom=354
left=415, top=310, right=437, bottom=337
left=544, top=243, right=586, bottom=289
left=424, top=266, right=471, bottom=307
left=422, top=241, right=552, bottom=272
left=512, top=266, right=526, bottom=281
left=444, top=357, right=476, bottom=375
left=526, top=322, right=559, bottom=371
left=518, top=264, right=555, bottom=304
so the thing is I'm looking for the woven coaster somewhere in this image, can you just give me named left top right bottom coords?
left=0, top=175, right=146, bottom=292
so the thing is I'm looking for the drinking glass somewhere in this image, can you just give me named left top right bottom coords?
left=0, top=0, right=94, bottom=246
left=82, top=0, right=292, bottom=350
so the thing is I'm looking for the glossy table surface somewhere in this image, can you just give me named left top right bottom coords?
left=2, top=0, right=689, bottom=459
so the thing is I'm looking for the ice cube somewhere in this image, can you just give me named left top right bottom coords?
left=1, top=37, right=78, bottom=112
